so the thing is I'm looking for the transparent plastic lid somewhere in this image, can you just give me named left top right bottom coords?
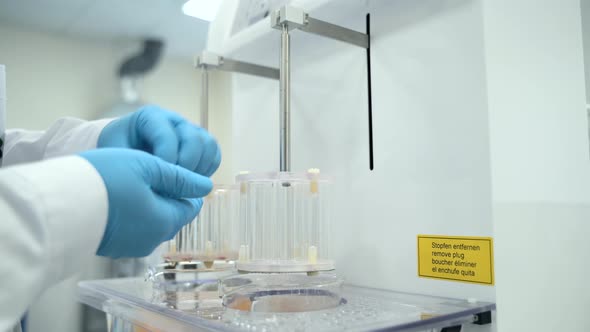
left=236, top=170, right=334, bottom=273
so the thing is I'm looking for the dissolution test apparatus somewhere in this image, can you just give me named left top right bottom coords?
left=78, top=1, right=497, bottom=331
left=221, top=169, right=344, bottom=313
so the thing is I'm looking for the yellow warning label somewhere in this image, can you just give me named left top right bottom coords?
left=417, top=235, right=494, bottom=285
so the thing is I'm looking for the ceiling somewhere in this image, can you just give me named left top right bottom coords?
left=0, top=0, right=211, bottom=58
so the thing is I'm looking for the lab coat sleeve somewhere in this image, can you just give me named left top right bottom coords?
left=3, top=117, right=113, bottom=166
left=0, top=156, right=108, bottom=331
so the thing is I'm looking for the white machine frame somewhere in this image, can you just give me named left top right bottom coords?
left=208, top=0, right=590, bottom=331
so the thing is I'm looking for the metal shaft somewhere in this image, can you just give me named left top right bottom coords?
left=200, top=67, right=209, bottom=130
left=279, top=25, right=291, bottom=172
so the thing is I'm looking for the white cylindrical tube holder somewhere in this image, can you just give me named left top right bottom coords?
left=235, top=170, right=334, bottom=273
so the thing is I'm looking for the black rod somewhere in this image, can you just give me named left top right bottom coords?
left=366, top=13, right=374, bottom=171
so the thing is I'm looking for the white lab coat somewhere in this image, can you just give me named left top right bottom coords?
left=0, top=117, right=112, bottom=331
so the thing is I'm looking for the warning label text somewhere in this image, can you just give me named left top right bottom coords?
left=418, top=235, right=494, bottom=285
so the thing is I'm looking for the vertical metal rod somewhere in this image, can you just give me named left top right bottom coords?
left=279, top=25, right=291, bottom=172
left=200, top=67, right=209, bottom=130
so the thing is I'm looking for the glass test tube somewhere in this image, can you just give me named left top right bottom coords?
left=164, top=185, right=240, bottom=264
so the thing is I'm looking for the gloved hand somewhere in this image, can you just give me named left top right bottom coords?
left=98, top=105, right=221, bottom=177
left=80, top=148, right=213, bottom=258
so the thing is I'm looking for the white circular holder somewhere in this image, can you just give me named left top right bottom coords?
left=235, top=170, right=334, bottom=273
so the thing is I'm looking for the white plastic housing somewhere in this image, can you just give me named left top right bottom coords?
left=236, top=170, right=333, bottom=273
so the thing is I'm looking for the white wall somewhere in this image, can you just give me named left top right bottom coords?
left=1, top=24, right=197, bottom=128
left=582, top=0, right=590, bottom=104
left=483, top=0, right=590, bottom=331
left=0, top=23, right=233, bottom=183
left=0, top=23, right=233, bottom=332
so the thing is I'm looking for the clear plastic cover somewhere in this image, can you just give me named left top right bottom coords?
left=164, top=185, right=240, bottom=267
left=236, top=171, right=334, bottom=272
left=221, top=273, right=344, bottom=313
left=79, top=278, right=496, bottom=332
left=148, top=264, right=233, bottom=318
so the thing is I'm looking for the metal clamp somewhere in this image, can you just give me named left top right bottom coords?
left=270, top=5, right=369, bottom=49
left=270, top=5, right=370, bottom=172
left=195, top=51, right=279, bottom=80
left=194, top=51, right=279, bottom=130
left=270, top=6, right=307, bottom=31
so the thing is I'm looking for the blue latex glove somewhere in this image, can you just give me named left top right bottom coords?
left=80, top=148, right=213, bottom=258
left=98, top=105, right=221, bottom=177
